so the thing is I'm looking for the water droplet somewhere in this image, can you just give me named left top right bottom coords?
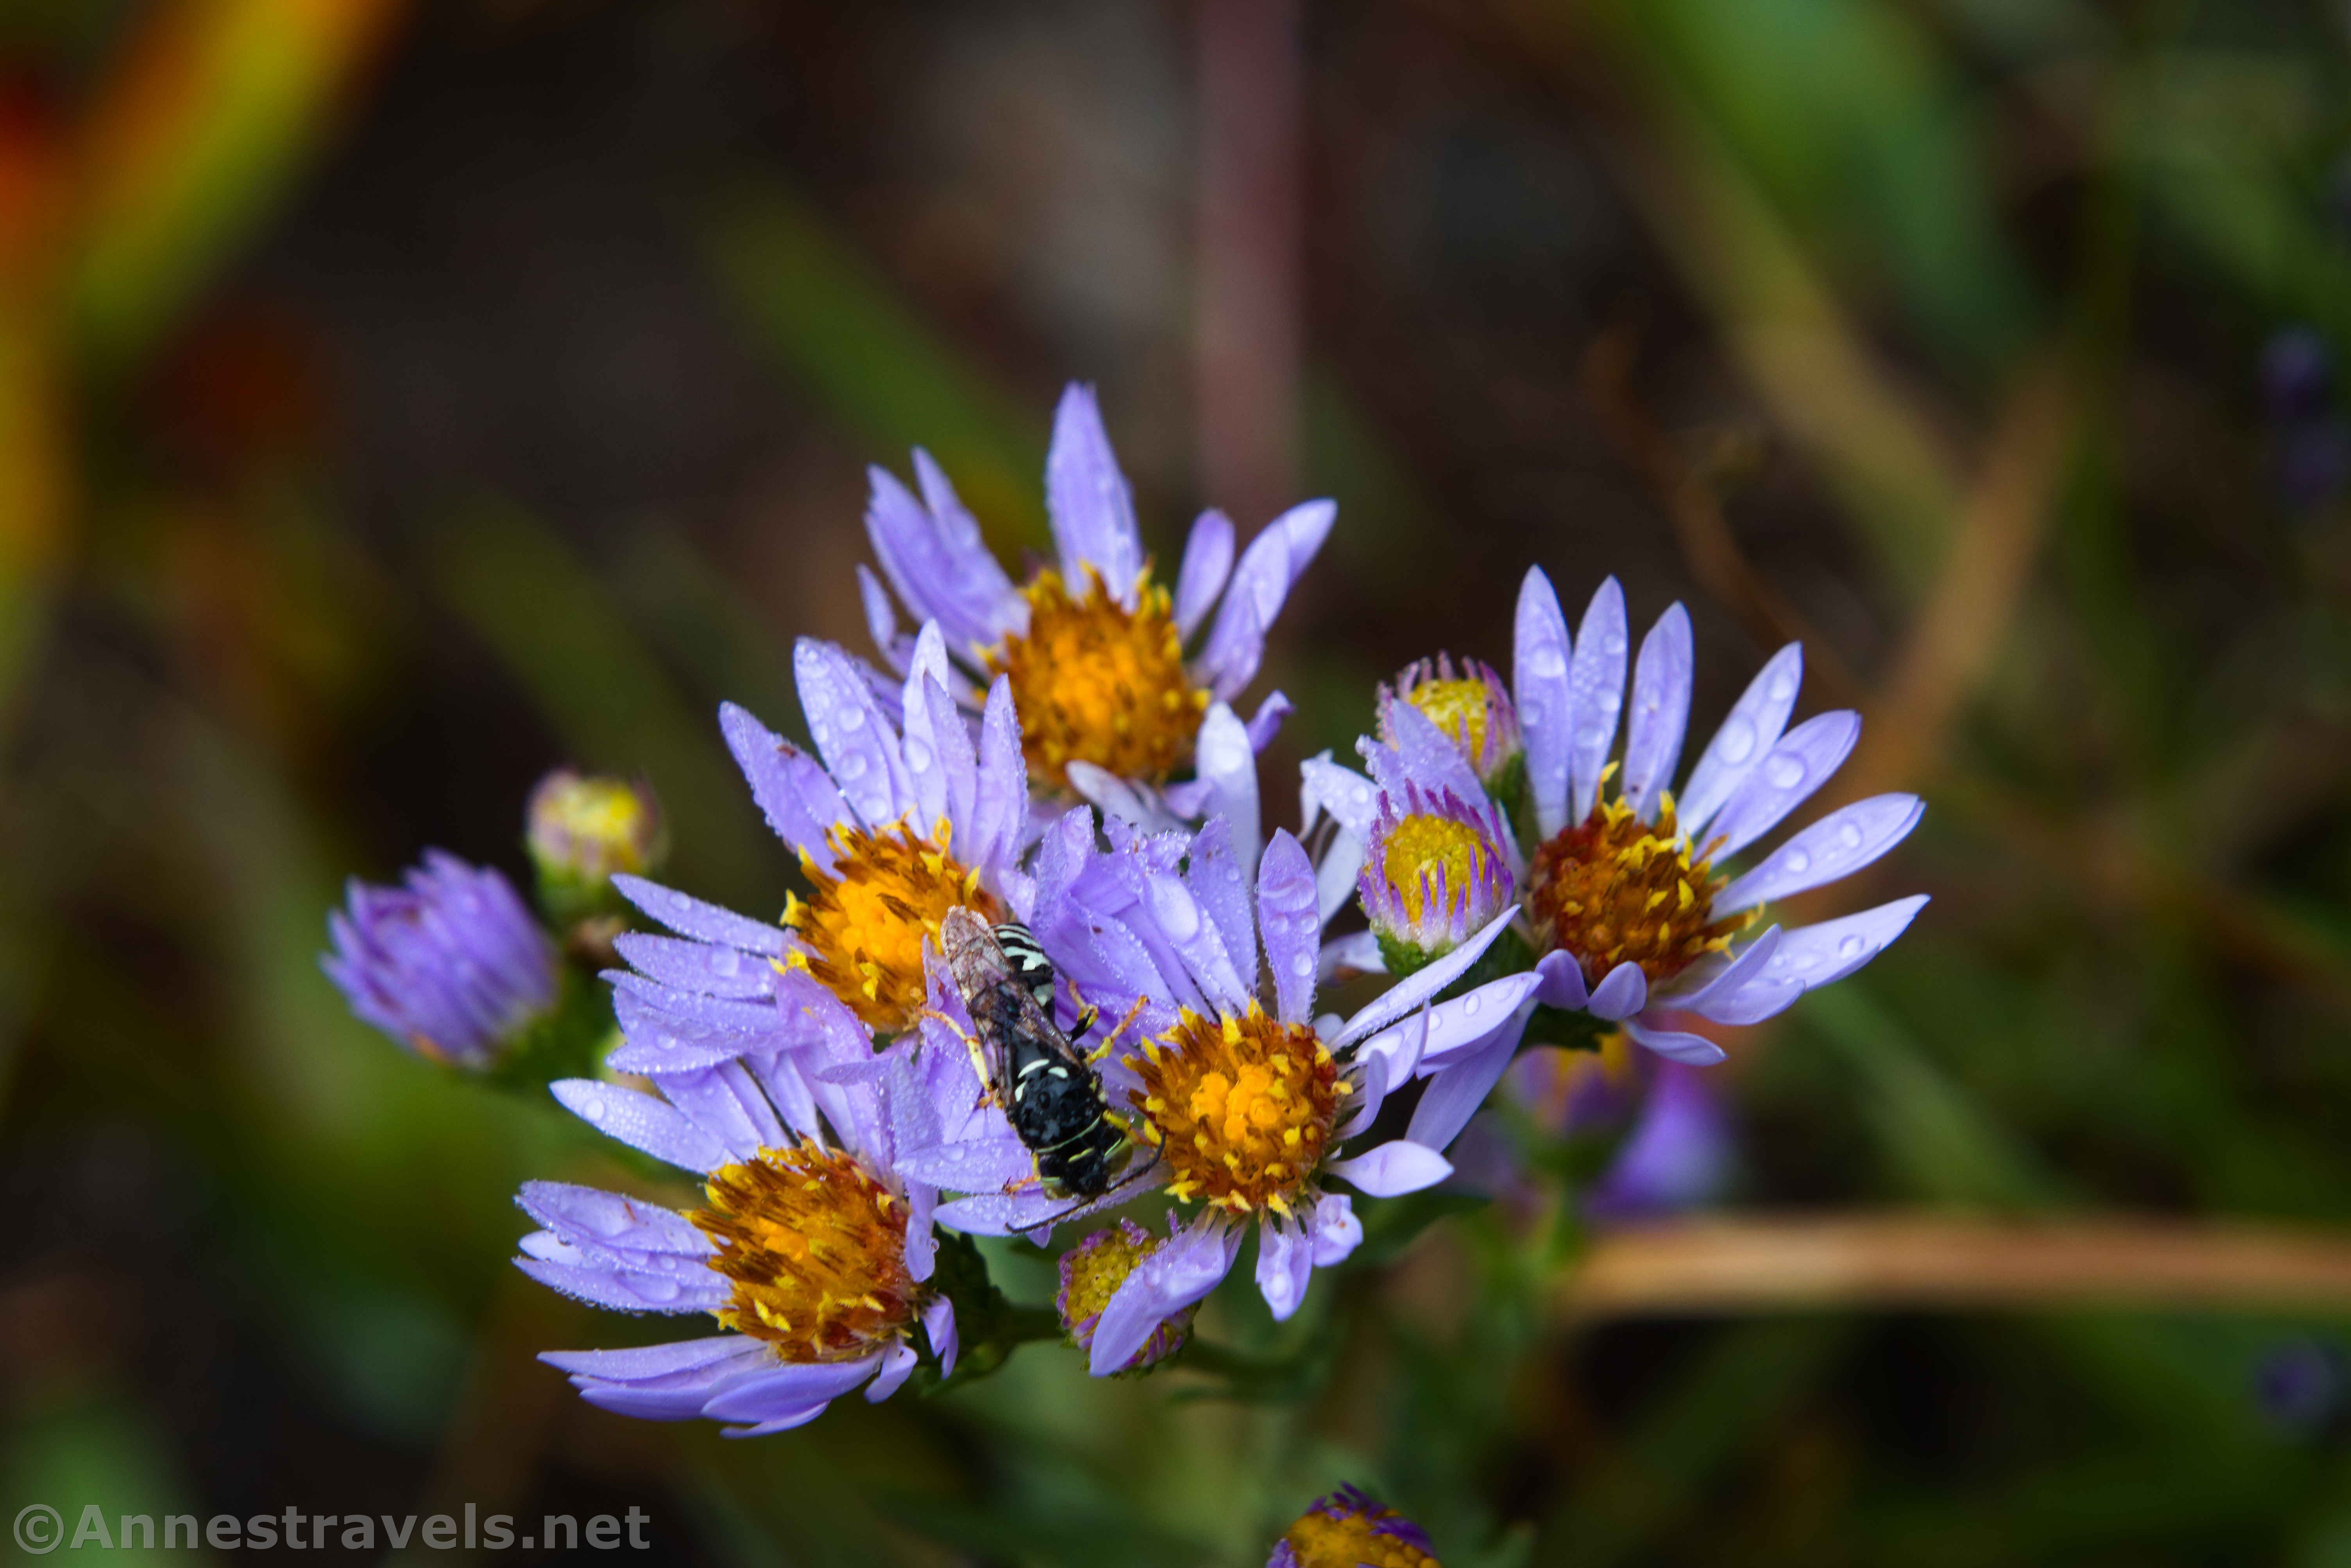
left=1602, top=634, right=1627, bottom=656
left=1837, top=934, right=1867, bottom=958
left=1790, top=950, right=1819, bottom=970
left=840, top=703, right=866, bottom=729
left=837, top=753, right=869, bottom=781
left=1838, top=822, right=1863, bottom=850
left=1151, top=881, right=1202, bottom=942
left=582, top=1098, right=608, bottom=1122
left=904, top=739, right=933, bottom=773
left=1521, top=700, right=1545, bottom=726
left=1783, top=848, right=1811, bottom=873
left=1526, top=646, right=1567, bottom=679
left=1290, top=952, right=1314, bottom=977
left=1764, top=754, right=1805, bottom=789
left=1715, top=719, right=1755, bottom=764
left=1462, top=993, right=1483, bottom=1016
left=711, top=951, right=741, bottom=977
left=1768, top=673, right=1796, bottom=702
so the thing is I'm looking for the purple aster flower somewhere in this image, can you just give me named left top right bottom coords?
left=1583, top=1060, right=1735, bottom=1222
left=322, top=851, right=558, bottom=1067
left=1506, top=570, right=1928, bottom=1065
left=1347, top=687, right=1523, bottom=974
left=708, top=620, right=1030, bottom=1035
left=857, top=382, right=1328, bottom=820
left=931, top=827, right=1545, bottom=1374
left=1378, top=653, right=1521, bottom=795
left=516, top=966, right=975, bottom=1436
left=1356, top=781, right=1517, bottom=976
left=2254, top=1338, right=2348, bottom=1439
left=1504, top=1032, right=1640, bottom=1136
left=1057, top=1216, right=1197, bottom=1373
left=2261, top=327, right=2334, bottom=423
left=1267, top=1484, right=1439, bottom=1568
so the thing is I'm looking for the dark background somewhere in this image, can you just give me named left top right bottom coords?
left=4, top=1, right=2351, bottom=1563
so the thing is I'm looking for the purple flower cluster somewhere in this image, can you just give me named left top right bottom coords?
left=323, top=383, right=1926, bottom=1454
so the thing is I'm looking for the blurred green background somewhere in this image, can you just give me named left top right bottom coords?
left=5, top=0, right=2351, bottom=1563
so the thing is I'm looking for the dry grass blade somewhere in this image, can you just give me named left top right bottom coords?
left=1562, top=1214, right=2351, bottom=1319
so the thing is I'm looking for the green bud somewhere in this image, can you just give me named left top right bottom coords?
left=526, top=770, right=666, bottom=927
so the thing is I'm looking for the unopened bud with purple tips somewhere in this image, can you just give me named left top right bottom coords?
left=323, top=851, right=559, bottom=1068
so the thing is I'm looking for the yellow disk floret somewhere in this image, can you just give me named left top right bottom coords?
left=784, top=818, right=998, bottom=1032
left=987, top=566, right=1208, bottom=789
left=1380, top=812, right=1499, bottom=927
left=1129, top=1004, right=1342, bottom=1215
left=1404, top=677, right=1496, bottom=764
left=1280, top=1509, right=1440, bottom=1568
left=691, top=1142, right=921, bottom=1362
left=1526, top=789, right=1751, bottom=986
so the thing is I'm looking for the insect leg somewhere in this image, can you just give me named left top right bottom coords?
left=916, top=1006, right=1001, bottom=1111
left=1085, top=995, right=1152, bottom=1065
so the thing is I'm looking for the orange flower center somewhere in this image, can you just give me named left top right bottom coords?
left=1526, top=791, right=1748, bottom=986
left=784, top=818, right=998, bottom=1032
left=1130, top=1004, right=1342, bottom=1215
left=987, top=566, right=1208, bottom=788
left=691, top=1142, right=921, bottom=1361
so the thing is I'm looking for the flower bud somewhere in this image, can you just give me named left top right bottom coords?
left=1378, top=655, right=1521, bottom=798
left=322, top=852, right=558, bottom=1068
left=1358, top=782, right=1516, bottom=976
left=526, top=770, right=666, bottom=922
left=1267, top=1485, right=1439, bottom=1568
left=1057, top=1219, right=1194, bottom=1373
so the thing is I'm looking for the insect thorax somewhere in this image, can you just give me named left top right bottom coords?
left=991, top=921, right=1056, bottom=1013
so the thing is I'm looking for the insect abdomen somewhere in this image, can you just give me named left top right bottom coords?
left=1007, top=1055, right=1118, bottom=1198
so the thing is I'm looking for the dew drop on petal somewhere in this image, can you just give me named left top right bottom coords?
left=1521, top=699, right=1545, bottom=726
left=1837, top=934, right=1867, bottom=958
left=1838, top=822, right=1864, bottom=850
left=1602, top=633, right=1627, bottom=656
left=837, top=753, right=869, bottom=781
left=710, top=950, right=741, bottom=977
left=1783, top=848, right=1811, bottom=873
left=1526, top=645, right=1567, bottom=679
left=839, top=704, right=866, bottom=730
left=1151, top=881, right=1202, bottom=942
left=1462, top=993, right=1483, bottom=1017
left=1768, top=671, right=1796, bottom=702
left=1290, top=952, right=1315, bottom=978
left=1764, top=753, right=1805, bottom=789
left=582, top=1098, right=608, bottom=1122
left=1715, top=719, right=1755, bottom=764
left=904, top=739, right=933, bottom=773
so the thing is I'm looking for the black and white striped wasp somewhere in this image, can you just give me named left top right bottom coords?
left=936, top=907, right=1149, bottom=1201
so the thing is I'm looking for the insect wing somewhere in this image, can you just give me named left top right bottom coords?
left=937, top=908, right=1084, bottom=1082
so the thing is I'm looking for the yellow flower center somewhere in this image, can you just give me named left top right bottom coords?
left=987, top=566, right=1208, bottom=789
left=691, top=1142, right=921, bottom=1362
left=784, top=818, right=998, bottom=1032
left=1380, top=812, right=1497, bottom=926
left=1059, top=1224, right=1156, bottom=1330
left=1130, top=1004, right=1342, bottom=1215
left=1281, top=1509, right=1440, bottom=1568
left=1527, top=791, right=1749, bottom=986
left=1405, top=676, right=1495, bottom=763
left=528, top=773, right=660, bottom=880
